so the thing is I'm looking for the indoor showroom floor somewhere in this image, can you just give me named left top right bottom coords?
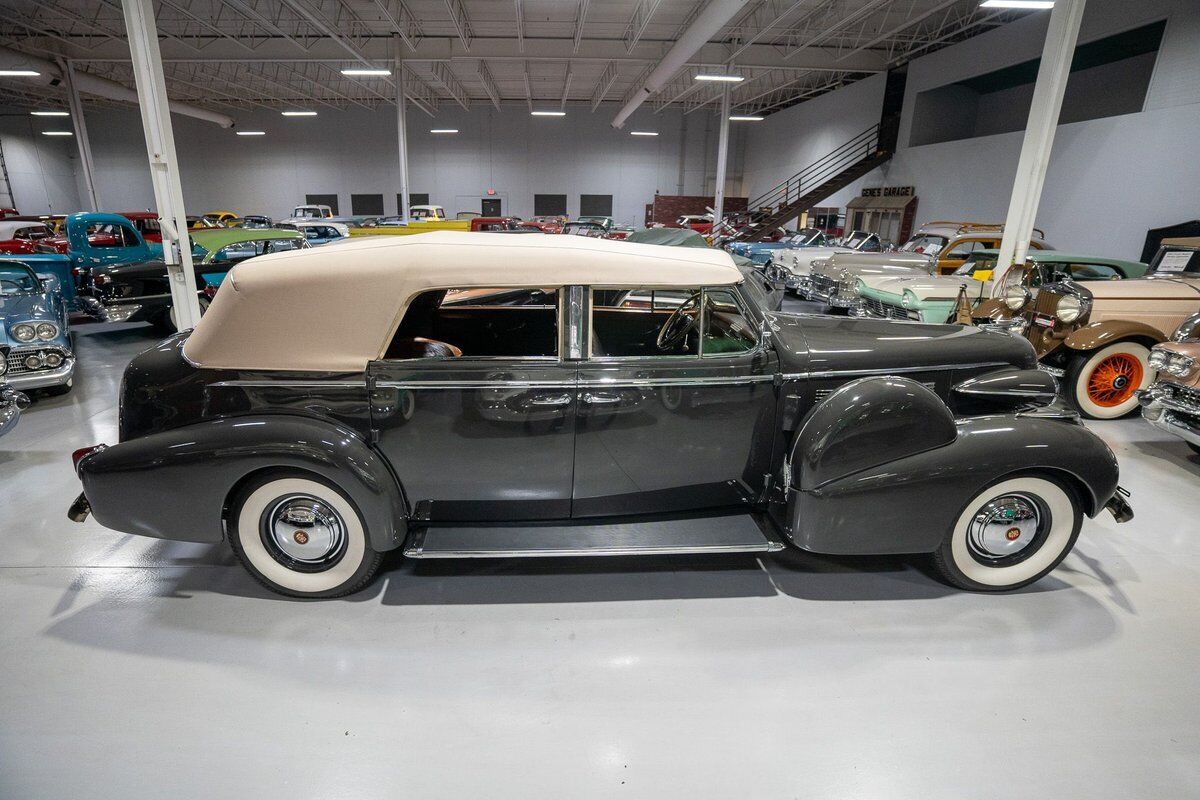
left=3, top=313, right=1199, bottom=799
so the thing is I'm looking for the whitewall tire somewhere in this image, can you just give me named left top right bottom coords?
left=932, top=475, right=1082, bottom=592
left=1066, top=341, right=1154, bottom=420
left=228, top=474, right=383, bottom=598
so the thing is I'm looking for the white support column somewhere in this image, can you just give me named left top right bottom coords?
left=992, top=0, right=1086, bottom=295
left=59, top=59, right=99, bottom=211
left=395, top=35, right=411, bottom=225
left=121, top=0, right=201, bottom=330
left=713, top=86, right=731, bottom=227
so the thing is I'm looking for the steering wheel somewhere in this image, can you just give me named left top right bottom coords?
left=656, top=291, right=702, bottom=351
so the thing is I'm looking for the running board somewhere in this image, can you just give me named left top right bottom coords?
left=403, top=514, right=785, bottom=559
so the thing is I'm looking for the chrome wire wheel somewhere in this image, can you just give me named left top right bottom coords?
left=964, top=492, right=1048, bottom=567
left=260, top=494, right=348, bottom=573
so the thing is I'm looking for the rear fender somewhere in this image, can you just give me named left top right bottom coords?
left=79, top=414, right=408, bottom=551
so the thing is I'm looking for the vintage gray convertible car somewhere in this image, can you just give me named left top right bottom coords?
left=69, top=232, right=1131, bottom=598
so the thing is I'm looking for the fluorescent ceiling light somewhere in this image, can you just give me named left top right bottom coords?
left=531, top=110, right=566, bottom=117
left=729, top=115, right=764, bottom=122
left=41, top=131, right=73, bottom=136
left=630, top=131, right=658, bottom=136
left=980, top=0, right=1054, bottom=8
left=695, top=74, right=744, bottom=82
left=0, top=70, right=40, bottom=77
left=430, top=128, right=459, bottom=133
left=236, top=130, right=266, bottom=136
left=340, top=67, right=391, bottom=76
left=31, top=110, right=69, bottom=117
left=281, top=110, right=317, bottom=117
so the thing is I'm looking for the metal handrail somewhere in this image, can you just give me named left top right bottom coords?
left=744, top=123, right=883, bottom=215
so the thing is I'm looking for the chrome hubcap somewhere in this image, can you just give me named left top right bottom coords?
left=966, top=493, right=1042, bottom=561
left=264, top=495, right=346, bottom=564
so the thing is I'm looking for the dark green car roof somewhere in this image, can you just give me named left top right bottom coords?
left=972, top=248, right=1146, bottom=274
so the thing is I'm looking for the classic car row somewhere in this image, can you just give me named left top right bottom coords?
left=66, top=231, right=1134, bottom=599
left=776, top=233, right=1200, bottom=421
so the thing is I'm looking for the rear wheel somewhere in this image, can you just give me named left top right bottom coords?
left=1065, top=341, right=1153, bottom=420
left=228, top=473, right=383, bottom=598
left=931, top=474, right=1082, bottom=592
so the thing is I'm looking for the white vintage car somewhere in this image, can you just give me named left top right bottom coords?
left=765, top=230, right=882, bottom=294
left=803, top=250, right=936, bottom=311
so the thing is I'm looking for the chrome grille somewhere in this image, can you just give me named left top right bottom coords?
left=810, top=274, right=838, bottom=294
left=1162, top=382, right=1200, bottom=414
left=5, top=347, right=65, bottom=376
left=862, top=297, right=910, bottom=321
left=1032, top=290, right=1061, bottom=316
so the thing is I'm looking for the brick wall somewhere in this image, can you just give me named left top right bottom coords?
left=647, top=195, right=749, bottom=226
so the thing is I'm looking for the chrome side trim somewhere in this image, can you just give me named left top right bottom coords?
left=779, top=361, right=1010, bottom=381
left=376, top=374, right=775, bottom=390
left=210, top=380, right=367, bottom=388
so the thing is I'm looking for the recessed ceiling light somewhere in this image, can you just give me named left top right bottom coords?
left=340, top=68, right=391, bottom=76
left=695, top=74, right=744, bottom=82
left=236, top=130, right=266, bottom=136
left=430, top=128, right=459, bottom=133
left=531, top=110, right=566, bottom=117
left=729, top=115, right=764, bottom=122
left=980, top=0, right=1054, bottom=8
left=41, top=131, right=73, bottom=136
left=0, top=70, right=40, bottom=77
left=31, top=110, right=69, bottom=117
left=281, top=110, right=317, bottom=117
left=630, top=131, right=658, bottom=136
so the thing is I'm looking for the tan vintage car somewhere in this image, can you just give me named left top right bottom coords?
left=1138, top=326, right=1200, bottom=455
left=898, top=221, right=1051, bottom=275
left=995, top=237, right=1200, bottom=419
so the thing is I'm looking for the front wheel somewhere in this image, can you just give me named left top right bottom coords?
left=1065, top=341, right=1154, bottom=419
left=228, top=473, right=383, bottom=598
left=931, top=474, right=1082, bottom=592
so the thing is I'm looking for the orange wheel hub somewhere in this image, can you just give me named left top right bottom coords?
left=1086, top=353, right=1143, bottom=407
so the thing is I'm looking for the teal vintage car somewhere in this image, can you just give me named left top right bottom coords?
left=855, top=249, right=1148, bottom=323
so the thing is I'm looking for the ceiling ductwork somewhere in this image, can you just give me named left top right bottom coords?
left=611, top=0, right=750, bottom=129
left=0, top=46, right=235, bottom=128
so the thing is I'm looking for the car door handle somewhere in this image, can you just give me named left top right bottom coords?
left=528, top=393, right=572, bottom=407
left=582, top=392, right=622, bottom=405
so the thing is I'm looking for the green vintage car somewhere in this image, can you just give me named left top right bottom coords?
left=855, top=249, right=1147, bottom=323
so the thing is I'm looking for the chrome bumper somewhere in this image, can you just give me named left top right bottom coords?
left=1138, top=384, right=1200, bottom=448
left=5, top=357, right=75, bottom=390
left=0, top=389, right=26, bottom=437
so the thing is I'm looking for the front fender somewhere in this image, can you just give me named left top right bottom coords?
left=78, top=414, right=408, bottom=551
left=786, top=381, right=1120, bottom=555
left=1065, top=320, right=1164, bottom=351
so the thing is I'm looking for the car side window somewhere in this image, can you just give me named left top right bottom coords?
left=702, top=289, right=757, bottom=356
left=944, top=239, right=980, bottom=259
left=1068, top=262, right=1120, bottom=280
left=591, top=287, right=702, bottom=358
left=384, top=287, right=560, bottom=360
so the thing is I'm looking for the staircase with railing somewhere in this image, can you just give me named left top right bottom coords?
left=731, top=122, right=894, bottom=241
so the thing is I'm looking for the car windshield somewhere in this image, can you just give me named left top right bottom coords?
left=0, top=263, right=38, bottom=295
left=1150, top=247, right=1200, bottom=274
left=294, top=208, right=322, bottom=218
left=953, top=254, right=998, bottom=276
left=900, top=234, right=948, bottom=255
left=794, top=227, right=823, bottom=244
left=411, top=208, right=437, bottom=219
left=563, top=223, right=605, bottom=236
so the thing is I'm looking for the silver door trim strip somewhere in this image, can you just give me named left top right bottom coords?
left=210, top=380, right=367, bottom=388
left=780, top=361, right=1010, bottom=381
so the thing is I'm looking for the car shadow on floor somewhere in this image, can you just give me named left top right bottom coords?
left=1127, top=438, right=1200, bottom=474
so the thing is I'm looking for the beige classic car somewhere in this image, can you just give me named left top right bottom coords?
left=802, top=250, right=936, bottom=310
left=1138, top=317, right=1200, bottom=455
left=999, top=237, right=1200, bottom=419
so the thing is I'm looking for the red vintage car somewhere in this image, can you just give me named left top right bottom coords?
left=524, top=216, right=567, bottom=234
left=120, top=211, right=163, bottom=243
left=0, top=207, right=19, bottom=219
left=469, top=216, right=521, bottom=232
left=0, top=219, right=53, bottom=254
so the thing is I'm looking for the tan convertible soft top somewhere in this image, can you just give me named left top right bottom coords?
left=183, top=230, right=742, bottom=372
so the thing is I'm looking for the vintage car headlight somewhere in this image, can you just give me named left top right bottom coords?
left=1149, top=348, right=1168, bottom=370
left=1056, top=294, right=1084, bottom=323
left=36, top=322, right=58, bottom=340
left=45, top=352, right=64, bottom=368
left=901, top=290, right=917, bottom=308
left=12, top=323, right=36, bottom=342
left=1004, top=284, right=1030, bottom=311
left=0, top=357, right=6, bottom=375
left=1166, top=352, right=1197, bottom=377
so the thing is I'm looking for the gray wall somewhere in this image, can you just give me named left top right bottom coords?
left=0, top=115, right=81, bottom=214
left=68, top=102, right=744, bottom=227
left=744, top=0, right=1200, bottom=260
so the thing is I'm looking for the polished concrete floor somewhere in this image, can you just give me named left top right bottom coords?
left=3, top=317, right=1199, bottom=799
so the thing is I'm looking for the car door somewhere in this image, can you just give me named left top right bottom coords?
left=571, top=284, right=778, bottom=518
left=368, top=287, right=578, bottom=522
